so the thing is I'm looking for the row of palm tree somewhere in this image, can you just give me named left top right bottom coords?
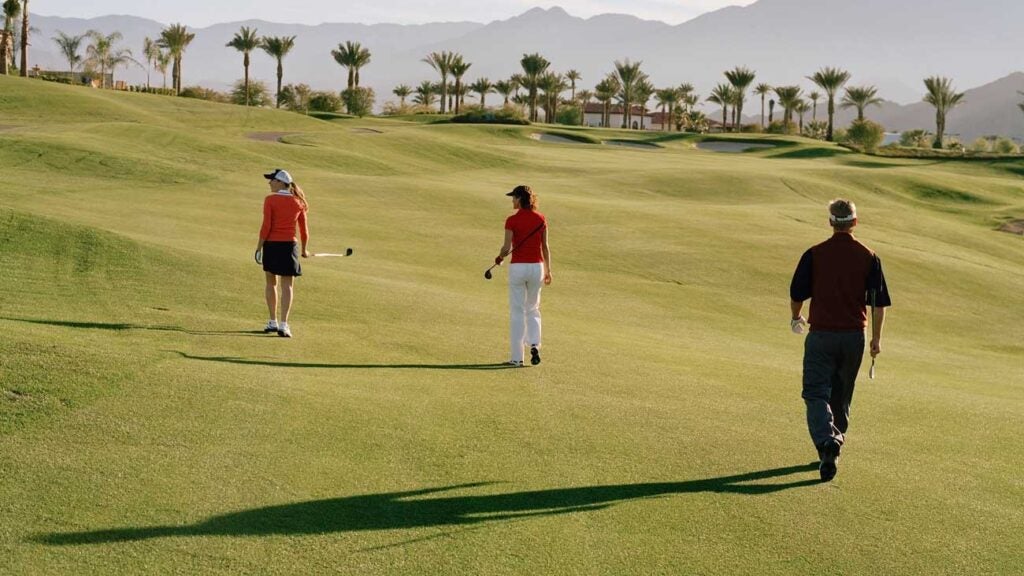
left=225, top=26, right=297, bottom=107
left=0, top=0, right=28, bottom=75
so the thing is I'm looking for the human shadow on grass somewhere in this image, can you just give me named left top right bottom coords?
left=172, top=351, right=522, bottom=371
left=1, top=317, right=265, bottom=337
left=36, top=463, right=820, bottom=546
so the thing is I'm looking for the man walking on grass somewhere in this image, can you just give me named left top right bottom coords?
left=789, top=199, right=892, bottom=482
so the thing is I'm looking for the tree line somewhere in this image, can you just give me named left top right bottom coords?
left=8, top=13, right=977, bottom=150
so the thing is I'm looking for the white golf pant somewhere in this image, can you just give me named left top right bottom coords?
left=508, top=263, right=543, bottom=362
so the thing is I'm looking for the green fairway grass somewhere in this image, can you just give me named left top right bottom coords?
left=1, top=75, right=1022, bottom=575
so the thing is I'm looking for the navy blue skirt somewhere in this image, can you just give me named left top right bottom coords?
left=263, top=241, right=302, bottom=277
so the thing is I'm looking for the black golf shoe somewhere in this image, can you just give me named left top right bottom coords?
left=530, top=346, right=541, bottom=366
left=819, top=440, right=841, bottom=482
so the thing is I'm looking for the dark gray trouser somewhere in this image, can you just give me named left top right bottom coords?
left=802, top=330, right=865, bottom=451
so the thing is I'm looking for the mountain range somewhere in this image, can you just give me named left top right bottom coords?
left=24, top=0, right=1024, bottom=139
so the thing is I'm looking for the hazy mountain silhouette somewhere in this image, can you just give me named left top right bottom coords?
left=28, top=1, right=1024, bottom=137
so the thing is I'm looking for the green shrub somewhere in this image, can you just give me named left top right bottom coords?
left=766, top=120, right=795, bottom=134
left=450, top=106, right=529, bottom=125
left=179, top=86, right=227, bottom=103
left=556, top=106, right=582, bottom=126
left=308, top=91, right=343, bottom=113
left=341, top=87, right=375, bottom=117
left=970, top=138, right=991, bottom=153
left=231, top=80, right=271, bottom=107
left=803, top=120, right=828, bottom=140
left=743, top=123, right=763, bottom=134
left=994, top=138, right=1019, bottom=154
left=846, top=120, right=885, bottom=152
left=899, top=129, right=931, bottom=148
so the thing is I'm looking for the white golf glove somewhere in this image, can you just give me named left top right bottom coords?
left=790, top=316, right=807, bottom=335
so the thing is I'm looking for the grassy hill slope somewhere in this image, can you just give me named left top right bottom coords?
left=1, top=76, right=1022, bottom=575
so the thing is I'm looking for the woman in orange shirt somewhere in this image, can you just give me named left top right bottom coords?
left=255, top=169, right=310, bottom=338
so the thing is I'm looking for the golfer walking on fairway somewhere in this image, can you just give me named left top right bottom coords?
left=255, top=169, right=310, bottom=338
left=495, top=185, right=551, bottom=366
left=789, top=199, right=891, bottom=482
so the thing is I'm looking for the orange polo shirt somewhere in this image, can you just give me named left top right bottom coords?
left=260, top=193, right=309, bottom=243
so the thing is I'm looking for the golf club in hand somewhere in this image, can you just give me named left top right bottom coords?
left=484, top=222, right=545, bottom=280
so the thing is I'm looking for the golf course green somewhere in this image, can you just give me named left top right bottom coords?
left=1, top=75, right=1021, bottom=575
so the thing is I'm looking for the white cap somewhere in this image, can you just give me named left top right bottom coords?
left=263, top=168, right=293, bottom=185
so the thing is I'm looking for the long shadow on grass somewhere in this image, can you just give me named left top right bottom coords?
left=173, top=351, right=521, bottom=371
left=1, top=317, right=264, bottom=336
left=36, top=464, right=819, bottom=545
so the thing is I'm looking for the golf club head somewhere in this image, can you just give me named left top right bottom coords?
left=484, top=269, right=493, bottom=280
left=345, top=248, right=353, bottom=256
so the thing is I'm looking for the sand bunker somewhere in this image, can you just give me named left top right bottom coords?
left=247, top=132, right=300, bottom=142
left=530, top=133, right=583, bottom=144
left=997, top=220, right=1024, bottom=235
left=697, top=141, right=775, bottom=153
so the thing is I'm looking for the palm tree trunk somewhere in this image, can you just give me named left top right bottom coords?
left=760, top=95, right=765, bottom=128
left=722, top=105, right=727, bottom=132
left=276, top=60, right=283, bottom=108
left=244, top=53, right=250, bottom=106
left=826, top=97, right=836, bottom=141
left=934, top=111, right=944, bottom=149
left=19, top=0, right=28, bottom=77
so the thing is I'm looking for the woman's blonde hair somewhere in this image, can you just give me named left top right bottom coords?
left=512, top=185, right=537, bottom=210
left=290, top=182, right=308, bottom=211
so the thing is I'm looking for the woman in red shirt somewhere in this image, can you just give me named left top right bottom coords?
left=494, top=185, right=552, bottom=366
left=255, top=169, right=310, bottom=338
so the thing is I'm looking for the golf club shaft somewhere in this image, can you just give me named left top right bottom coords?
left=487, top=222, right=546, bottom=276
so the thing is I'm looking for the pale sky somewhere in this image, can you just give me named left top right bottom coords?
left=37, top=0, right=756, bottom=27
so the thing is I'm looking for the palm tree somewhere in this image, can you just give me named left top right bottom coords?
left=724, top=66, right=756, bottom=132
left=155, top=49, right=170, bottom=89
left=84, top=31, right=135, bottom=89
left=773, top=85, right=803, bottom=129
left=538, top=71, right=565, bottom=122
left=332, top=40, right=371, bottom=90
left=449, top=54, right=471, bottom=113
left=808, top=66, right=851, bottom=141
left=142, top=36, right=162, bottom=89
left=393, top=84, right=411, bottom=108
left=795, top=100, right=810, bottom=133
left=613, top=59, right=644, bottom=129
left=0, top=0, right=19, bottom=75
left=52, top=30, right=86, bottom=75
left=707, top=83, right=734, bottom=131
left=576, top=88, right=593, bottom=126
left=923, top=76, right=966, bottom=149
left=226, top=26, right=260, bottom=106
left=655, top=88, right=678, bottom=132
left=841, top=85, right=883, bottom=122
left=422, top=51, right=455, bottom=114
left=260, top=35, right=296, bottom=108
left=519, top=53, right=550, bottom=122
left=754, top=83, right=772, bottom=128
left=468, top=77, right=493, bottom=108
left=595, top=75, right=619, bottom=128
left=157, top=23, right=195, bottom=94
left=808, top=91, right=821, bottom=121
left=494, top=79, right=514, bottom=105
left=17, top=0, right=26, bottom=76
left=635, top=77, right=655, bottom=130
left=566, top=69, right=581, bottom=103
left=413, top=80, right=436, bottom=110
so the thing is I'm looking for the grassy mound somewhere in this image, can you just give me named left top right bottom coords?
left=1, top=75, right=1022, bottom=575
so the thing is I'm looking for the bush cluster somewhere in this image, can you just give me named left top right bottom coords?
left=450, top=106, right=529, bottom=125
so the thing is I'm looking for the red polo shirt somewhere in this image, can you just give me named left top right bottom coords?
left=505, top=209, right=546, bottom=263
left=260, top=193, right=309, bottom=243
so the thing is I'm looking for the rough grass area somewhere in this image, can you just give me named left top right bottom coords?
left=1, top=75, right=1022, bottom=575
